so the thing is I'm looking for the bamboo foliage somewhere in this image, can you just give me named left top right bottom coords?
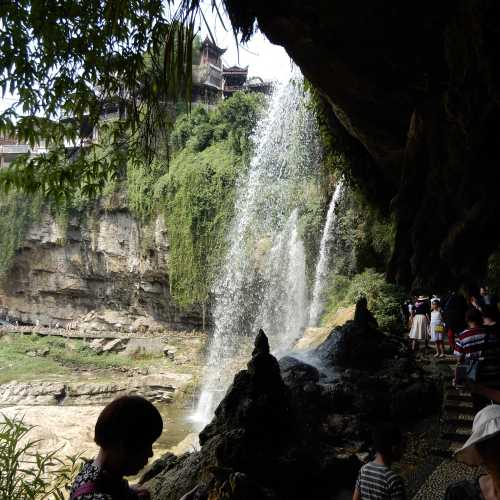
left=0, top=414, right=85, bottom=499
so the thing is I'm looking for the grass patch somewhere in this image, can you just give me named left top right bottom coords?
left=0, top=334, right=162, bottom=384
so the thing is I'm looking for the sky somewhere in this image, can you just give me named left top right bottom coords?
left=198, top=4, right=294, bottom=82
left=0, top=2, right=293, bottom=113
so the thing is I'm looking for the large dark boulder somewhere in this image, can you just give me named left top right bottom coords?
left=316, top=298, right=401, bottom=370
left=144, top=330, right=360, bottom=500
left=311, top=300, right=441, bottom=422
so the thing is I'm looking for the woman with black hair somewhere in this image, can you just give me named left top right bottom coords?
left=70, top=395, right=163, bottom=499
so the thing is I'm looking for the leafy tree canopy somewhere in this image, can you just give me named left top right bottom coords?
left=0, top=0, right=233, bottom=200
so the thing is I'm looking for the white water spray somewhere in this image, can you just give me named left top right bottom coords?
left=191, top=77, right=322, bottom=425
left=308, top=182, right=344, bottom=327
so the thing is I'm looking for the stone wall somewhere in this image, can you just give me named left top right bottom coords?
left=0, top=201, right=203, bottom=330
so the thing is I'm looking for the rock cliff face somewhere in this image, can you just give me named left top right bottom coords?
left=225, top=0, right=500, bottom=288
left=0, top=200, right=202, bottom=329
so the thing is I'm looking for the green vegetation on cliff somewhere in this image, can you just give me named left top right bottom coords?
left=126, top=92, right=266, bottom=307
left=0, top=92, right=265, bottom=309
left=308, top=86, right=402, bottom=333
left=157, top=142, right=240, bottom=306
left=0, top=191, right=43, bottom=277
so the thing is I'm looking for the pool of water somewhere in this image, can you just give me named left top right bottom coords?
left=155, top=404, right=200, bottom=450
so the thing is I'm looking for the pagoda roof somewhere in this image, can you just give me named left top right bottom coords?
left=202, top=36, right=226, bottom=55
left=223, top=65, right=249, bottom=73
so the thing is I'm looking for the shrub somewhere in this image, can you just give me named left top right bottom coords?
left=323, top=268, right=405, bottom=334
left=156, top=142, right=240, bottom=306
left=0, top=414, right=84, bottom=499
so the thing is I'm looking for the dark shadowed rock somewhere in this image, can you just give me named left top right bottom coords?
left=145, top=330, right=361, bottom=500
left=142, top=452, right=203, bottom=500
left=279, top=356, right=320, bottom=387
left=316, top=298, right=400, bottom=370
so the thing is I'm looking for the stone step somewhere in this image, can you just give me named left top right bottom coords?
left=444, top=404, right=475, bottom=415
left=445, top=386, right=471, bottom=396
left=438, top=358, right=458, bottom=365
left=444, top=418, right=473, bottom=428
left=446, top=393, right=472, bottom=402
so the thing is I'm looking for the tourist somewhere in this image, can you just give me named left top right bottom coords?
left=454, top=308, right=494, bottom=412
left=480, top=286, right=497, bottom=308
left=444, top=405, right=500, bottom=499
left=353, top=422, right=405, bottom=500
left=401, top=300, right=411, bottom=328
left=409, top=295, right=430, bottom=351
left=464, top=305, right=500, bottom=410
left=483, top=304, right=499, bottom=325
left=406, top=299, right=415, bottom=329
left=442, top=290, right=467, bottom=354
left=430, top=299, right=445, bottom=358
left=70, top=395, right=163, bottom=499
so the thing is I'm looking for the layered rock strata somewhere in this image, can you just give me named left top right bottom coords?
left=0, top=377, right=179, bottom=406
left=0, top=201, right=202, bottom=330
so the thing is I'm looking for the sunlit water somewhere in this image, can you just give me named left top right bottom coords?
left=308, top=181, right=345, bottom=326
left=192, top=76, right=323, bottom=425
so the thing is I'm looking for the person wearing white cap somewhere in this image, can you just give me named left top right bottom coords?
left=444, top=405, right=500, bottom=499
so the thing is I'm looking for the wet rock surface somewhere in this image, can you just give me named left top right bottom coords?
left=144, top=302, right=442, bottom=500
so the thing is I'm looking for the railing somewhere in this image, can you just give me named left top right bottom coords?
left=0, top=144, right=30, bottom=154
left=224, top=85, right=245, bottom=92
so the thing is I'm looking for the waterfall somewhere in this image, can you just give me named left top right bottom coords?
left=308, top=181, right=344, bottom=326
left=191, top=76, right=322, bottom=425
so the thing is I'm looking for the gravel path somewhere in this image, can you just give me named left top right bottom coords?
left=412, top=460, right=479, bottom=499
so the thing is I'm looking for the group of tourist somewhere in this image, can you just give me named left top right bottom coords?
left=405, top=286, right=497, bottom=356
left=352, top=285, right=500, bottom=499
left=405, top=286, right=500, bottom=414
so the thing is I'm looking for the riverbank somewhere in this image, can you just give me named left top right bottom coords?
left=0, top=328, right=208, bottom=468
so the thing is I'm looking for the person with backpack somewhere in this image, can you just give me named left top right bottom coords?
left=454, top=308, right=496, bottom=412
left=69, top=395, right=163, bottom=499
left=461, top=305, right=500, bottom=411
left=352, top=423, right=406, bottom=500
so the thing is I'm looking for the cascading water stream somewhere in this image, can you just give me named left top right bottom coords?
left=308, top=181, right=344, bottom=327
left=191, top=76, right=322, bottom=425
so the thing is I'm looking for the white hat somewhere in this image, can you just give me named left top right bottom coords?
left=417, top=295, right=428, bottom=301
left=455, top=404, right=500, bottom=465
